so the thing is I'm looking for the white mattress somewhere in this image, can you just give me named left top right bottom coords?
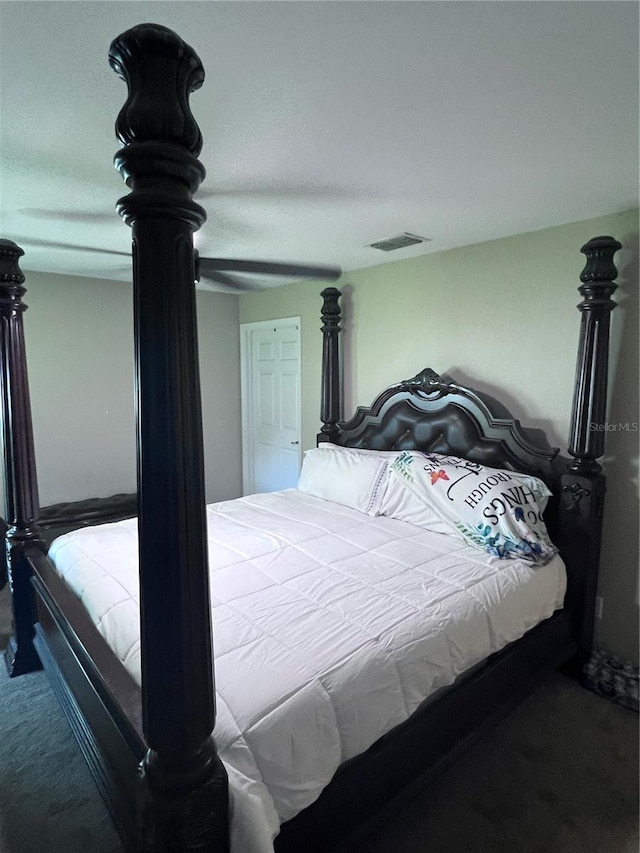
left=48, top=489, right=566, bottom=852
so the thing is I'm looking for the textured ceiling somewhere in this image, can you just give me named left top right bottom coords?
left=1, top=1, right=638, bottom=290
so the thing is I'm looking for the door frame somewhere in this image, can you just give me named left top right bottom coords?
left=240, top=317, right=302, bottom=496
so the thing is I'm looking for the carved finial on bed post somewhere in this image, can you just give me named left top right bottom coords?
left=109, top=25, right=228, bottom=852
left=319, top=287, right=342, bottom=443
left=560, top=235, right=621, bottom=669
left=0, top=239, right=44, bottom=676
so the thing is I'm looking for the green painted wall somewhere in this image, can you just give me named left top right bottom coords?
left=239, top=209, right=639, bottom=663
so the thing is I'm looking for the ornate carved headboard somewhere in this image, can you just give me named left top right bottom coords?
left=325, top=366, right=569, bottom=562
left=331, top=367, right=565, bottom=486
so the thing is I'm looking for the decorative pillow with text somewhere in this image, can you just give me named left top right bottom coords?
left=386, top=451, right=557, bottom=565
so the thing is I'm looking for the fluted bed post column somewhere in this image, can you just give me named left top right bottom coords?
left=318, top=287, right=342, bottom=443
left=561, top=235, right=621, bottom=666
left=568, top=235, right=621, bottom=474
left=0, top=239, right=44, bottom=677
left=109, top=25, right=228, bottom=851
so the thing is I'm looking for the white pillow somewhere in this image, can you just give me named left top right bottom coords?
left=314, top=443, right=400, bottom=459
left=297, top=446, right=389, bottom=515
left=310, top=444, right=446, bottom=528
left=313, top=446, right=488, bottom=537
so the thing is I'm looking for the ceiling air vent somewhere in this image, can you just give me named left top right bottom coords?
left=368, top=232, right=430, bottom=252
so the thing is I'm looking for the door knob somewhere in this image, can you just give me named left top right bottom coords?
left=291, top=441, right=299, bottom=445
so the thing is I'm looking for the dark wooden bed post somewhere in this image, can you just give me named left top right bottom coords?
left=0, top=239, right=44, bottom=677
left=109, top=25, right=228, bottom=851
left=319, top=286, right=342, bottom=443
left=560, top=235, right=621, bottom=666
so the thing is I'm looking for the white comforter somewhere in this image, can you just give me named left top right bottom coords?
left=48, top=489, right=566, bottom=852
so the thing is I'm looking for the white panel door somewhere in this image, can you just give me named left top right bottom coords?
left=241, top=318, right=302, bottom=494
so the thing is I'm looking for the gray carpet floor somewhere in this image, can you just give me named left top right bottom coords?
left=0, top=585, right=637, bottom=853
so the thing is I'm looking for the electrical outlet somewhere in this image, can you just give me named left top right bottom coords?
left=595, top=596, right=603, bottom=619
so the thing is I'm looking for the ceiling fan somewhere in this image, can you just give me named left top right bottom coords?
left=18, top=179, right=345, bottom=290
left=14, top=232, right=341, bottom=292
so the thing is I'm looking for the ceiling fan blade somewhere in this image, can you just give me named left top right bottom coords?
left=10, top=236, right=130, bottom=257
left=199, top=257, right=341, bottom=281
left=198, top=269, right=263, bottom=292
left=196, top=182, right=364, bottom=202
left=19, top=208, right=117, bottom=224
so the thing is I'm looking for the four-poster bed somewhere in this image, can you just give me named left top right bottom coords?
left=0, top=22, right=622, bottom=853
